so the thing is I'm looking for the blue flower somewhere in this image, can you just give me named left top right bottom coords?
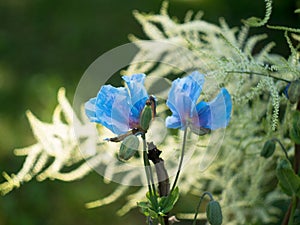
left=85, top=74, right=148, bottom=135
left=283, top=80, right=300, bottom=104
left=283, top=83, right=290, bottom=98
left=165, top=71, right=232, bottom=133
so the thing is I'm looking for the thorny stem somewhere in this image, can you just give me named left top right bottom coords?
left=171, top=127, right=188, bottom=193
left=192, top=192, right=214, bottom=225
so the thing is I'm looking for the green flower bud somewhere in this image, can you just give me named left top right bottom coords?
left=119, top=135, right=139, bottom=161
left=290, top=111, right=300, bottom=144
left=140, top=105, right=152, bottom=131
left=206, top=200, right=223, bottom=225
left=260, top=140, right=276, bottom=158
left=287, top=79, right=300, bottom=104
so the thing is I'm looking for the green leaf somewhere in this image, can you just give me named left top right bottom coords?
left=159, top=187, right=180, bottom=214
left=290, top=111, right=300, bottom=144
left=137, top=201, right=158, bottom=218
left=276, top=159, right=300, bottom=197
left=146, top=191, right=159, bottom=210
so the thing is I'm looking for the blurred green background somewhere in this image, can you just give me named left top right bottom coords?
left=0, top=0, right=299, bottom=224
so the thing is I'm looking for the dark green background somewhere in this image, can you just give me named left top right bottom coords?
left=0, top=0, right=299, bottom=224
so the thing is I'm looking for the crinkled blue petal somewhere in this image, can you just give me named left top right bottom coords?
left=196, top=88, right=232, bottom=130
left=123, top=74, right=148, bottom=125
left=166, top=71, right=205, bottom=128
left=85, top=97, right=97, bottom=122
left=85, top=85, right=131, bottom=135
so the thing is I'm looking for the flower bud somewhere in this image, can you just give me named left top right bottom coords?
left=119, top=135, right=139, bottom=161
left=287, top=79, right=300, bottom=104
left=140, top=105, right=152, bottom=131
left=260, top=140, right=276, bottom=158
left=206, top=200, right=223, bottom=225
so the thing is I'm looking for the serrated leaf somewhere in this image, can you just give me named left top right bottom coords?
left=276, top=159, right=300, bottom=197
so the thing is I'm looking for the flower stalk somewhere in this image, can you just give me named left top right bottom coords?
left=171, top=126, right=188, bottom=193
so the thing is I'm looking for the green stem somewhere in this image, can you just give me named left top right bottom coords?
left=226, top=70, right=290, bottom=82
left=159, top=216, right=166, bottom=225
left=294, top=100, right=300, bottom=174
left=192, top=192, right=214, bottom=225
left=288, top=195, right=297, bottom=225
left=142, top=135, right=153, bottom=198
left=272, top=138, right=289, bottom=160
left=171, top=127, right=188, bottom=192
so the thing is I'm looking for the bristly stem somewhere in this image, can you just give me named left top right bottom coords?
left=192, top=192, right=214, bottom=225
left=171, top=127, right=188, bottom=192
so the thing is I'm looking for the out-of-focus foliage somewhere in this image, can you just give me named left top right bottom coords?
left=0, top=0, right=299, bottom=225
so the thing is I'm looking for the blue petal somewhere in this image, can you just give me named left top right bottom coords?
left=123, top=74, right=148, bottom=124
left=166, top=71, right=205, bottom=128
left=165, top=114, right=182, bottom=129
left=283, top=83, right=290, bottom=98
left=196, top=88, right=232, bottom=130
left=91, top=85, right=132, bottom=135
left=85, top=97, right=97, bottom=122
